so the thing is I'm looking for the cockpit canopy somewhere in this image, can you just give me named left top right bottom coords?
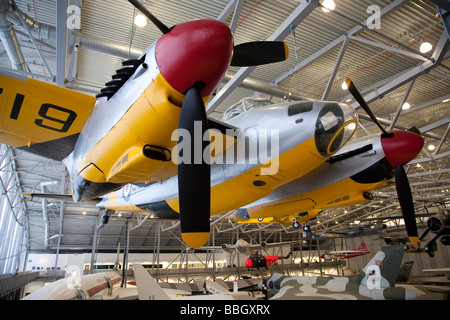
left=222, top=98, right=275, bottom=122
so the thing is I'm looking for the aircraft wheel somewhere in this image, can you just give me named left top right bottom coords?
left=293, top=221, right=300, bottom=229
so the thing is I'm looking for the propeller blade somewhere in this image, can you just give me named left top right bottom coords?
left=395, top=165, right=419, bottom=244
left=128, top=0, right=171, bottom=34
left=177, top=83, right=210, bottom=248
left=425, top=233, right=441, bottom=257
left=231, top=41, right=289, bottom=67
left=420, top=227, right=431, bottom=241
left=345, top=78, right=389, bottom=136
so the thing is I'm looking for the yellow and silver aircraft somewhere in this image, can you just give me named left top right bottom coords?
left=235, top=79, right=425, bottom=244
left=92, top=96, right=357, bottom=243
left=3, top=1, right=359, bottom=248
left=93, top=79, right=424, bottom=246
left=93, top=80, right=424, bottom=243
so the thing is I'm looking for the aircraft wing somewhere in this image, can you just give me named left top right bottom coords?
left=248, top=240, right=300, bottom=249
left=360, top=212, right=432, bottom=222
left=195, top=244, right=237, bottom=252
left=133, top=264, right=171, bottom=300
left=0, top=73, right=96, bottom=161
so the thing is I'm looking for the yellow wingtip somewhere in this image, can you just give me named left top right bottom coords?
left=182, top=232, right=210, bottom=248
left=284, top=42, right=289, bottom=60
left=345, top=77, right=352, bottom=87
left=409, top=236, right=420, bottom=245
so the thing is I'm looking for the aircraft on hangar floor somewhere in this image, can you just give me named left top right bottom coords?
left=133, top=263, right=262, bottom=300
left=262, top=245, right=428, bottom=300
left=22, top=247, right=190, bottom=300
left=4, top=0, right=362, bottom=248
left=234, top=78, right=425, bottom=245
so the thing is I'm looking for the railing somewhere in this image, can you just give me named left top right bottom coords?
left=0, top=272, right=39, bottom=299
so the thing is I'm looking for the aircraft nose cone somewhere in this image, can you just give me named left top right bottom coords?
left=381, top=130, right=424, bottom=167
left=155, top=19, right=234, bottom=96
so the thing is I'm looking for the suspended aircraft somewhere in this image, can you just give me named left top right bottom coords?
left=320, top=242, right=369, bottom=260
left=1, top=0, right=360, bottom=248
left=308, top=224, right=387, bottom=239
left=22, top=93, right=358, bottom=247
left=419, top=213, right=450, bottom=257
left=234, top=78, right=425, bottom=245
left=245, top=251, right=291, bottom=269
left=199, top=238, right=299, bottom=256
left=262, top=245, right=428, bottom=300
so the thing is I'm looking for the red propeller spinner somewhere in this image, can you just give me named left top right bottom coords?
left=155, top=19, right=234, bottom=97
left=381, top=130, right=424, bottom=167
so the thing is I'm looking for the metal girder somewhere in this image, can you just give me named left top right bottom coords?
left=351, top=32, right=449, bottom=110
left=56, top=0, right=67, bottom=86
left=420, top=116, right=450, bottom=133
left=206, top=0, right=320, bottom=115
left=435, top=2, right=450, bottom=40
left=322, top=38, right=348, bottom=101
left=348, top=35, right=430, bottom=62
left=388, top=79, right=415, bottom=131
left=229, top=0, right=244, bottom=34
left=273, top=0, right=409, bottom=86
left=401, top=94, right=450, bottom=116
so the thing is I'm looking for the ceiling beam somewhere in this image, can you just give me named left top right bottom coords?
left=273, top=0, right=409, bottom=86
left=56, top=0, right=67, bottom=86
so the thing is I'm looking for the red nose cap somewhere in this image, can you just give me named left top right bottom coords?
left=381, top=131, right=424, bottom=167
left=155, top=19, right=234, bottom=97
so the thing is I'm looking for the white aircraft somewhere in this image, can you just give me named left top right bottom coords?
left=321, top=242, right=370, bottom=260
left=22, top=269, right=122, bottom=300
left=133, top=264, right=261, bottom=300
left=22, top=246, right=189, bottom=300
left=200, top=239, right=299, bottom=256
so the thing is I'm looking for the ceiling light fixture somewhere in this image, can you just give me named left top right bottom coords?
left=402, top=102, right=410, bottom=110
left=419, top=41, right=432, bottom=53
left=322, top=0, right=335, bottom=12
left=134, top=14, right=147, bottom=27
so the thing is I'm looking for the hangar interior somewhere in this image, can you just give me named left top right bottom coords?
left=0, top=0, right=449, bottom=300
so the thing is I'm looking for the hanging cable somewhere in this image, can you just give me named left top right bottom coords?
left=290, top=25, right=304, bottom=100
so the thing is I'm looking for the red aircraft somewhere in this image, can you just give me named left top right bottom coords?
left=245, top=252, right=291, bottom=269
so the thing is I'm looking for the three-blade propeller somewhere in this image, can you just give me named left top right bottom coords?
left=345, top=78, right=421, bottom=244
left=129, top=0, right=289, bottom=248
